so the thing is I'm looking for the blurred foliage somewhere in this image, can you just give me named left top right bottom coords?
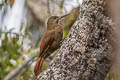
left=105, top=71, right=118, bottom=80
left=0, top=0, right=15, bottom=8
left=0, top=28, right=35, bottom=79
left=59, top=0, right=64, bottom=9
left=0, top=0, right=8, bottom=8
left=61, top=7, right=80, bottom=38
left=17, top=67, right=34, bottom=80
left=42, top=61, right=48, bottom=71
left=0, top=30, right=22, bottom=79
left=63, top=29, right=69, bottom=38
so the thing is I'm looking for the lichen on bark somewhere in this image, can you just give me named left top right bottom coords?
left=37, top=0, right=113, bottom=80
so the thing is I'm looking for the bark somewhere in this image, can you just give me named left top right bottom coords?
left=37, top=0, right=113, bottom=80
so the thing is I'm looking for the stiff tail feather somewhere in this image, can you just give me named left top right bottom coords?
left=34, top=56, right=44, bottom=77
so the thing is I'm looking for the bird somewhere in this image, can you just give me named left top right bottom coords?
left=34, top=14, right=69, bottom=77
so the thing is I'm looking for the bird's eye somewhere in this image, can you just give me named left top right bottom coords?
left=54, top=17, right=58, bottom=19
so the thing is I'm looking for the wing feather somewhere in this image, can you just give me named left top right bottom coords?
left=39, top=31, right=54, bottom=56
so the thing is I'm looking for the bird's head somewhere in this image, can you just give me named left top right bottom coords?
left=47, top=16, right=59, bottom=25
left=47, top=14, right=70, bottom=30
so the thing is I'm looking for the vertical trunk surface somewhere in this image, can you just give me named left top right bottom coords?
left=37, top=0, right=113, bottom=80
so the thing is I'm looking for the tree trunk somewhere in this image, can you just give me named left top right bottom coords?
left=37, top=0, right=113, bottom=80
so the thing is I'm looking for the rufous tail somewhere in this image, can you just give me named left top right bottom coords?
left=34, top=56, right=44, bottom=77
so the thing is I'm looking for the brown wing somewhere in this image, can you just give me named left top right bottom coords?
left=39, top=31, right=54, bottom=56
left=34, top=31, right=54, bottom=76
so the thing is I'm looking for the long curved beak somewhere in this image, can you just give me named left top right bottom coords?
left=55, top=14, right=70, bottom=23
left=58, top=14, right=70, bottom=20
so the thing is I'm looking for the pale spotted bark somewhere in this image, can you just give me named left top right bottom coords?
left=37, top=0, right=113, bottom=80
